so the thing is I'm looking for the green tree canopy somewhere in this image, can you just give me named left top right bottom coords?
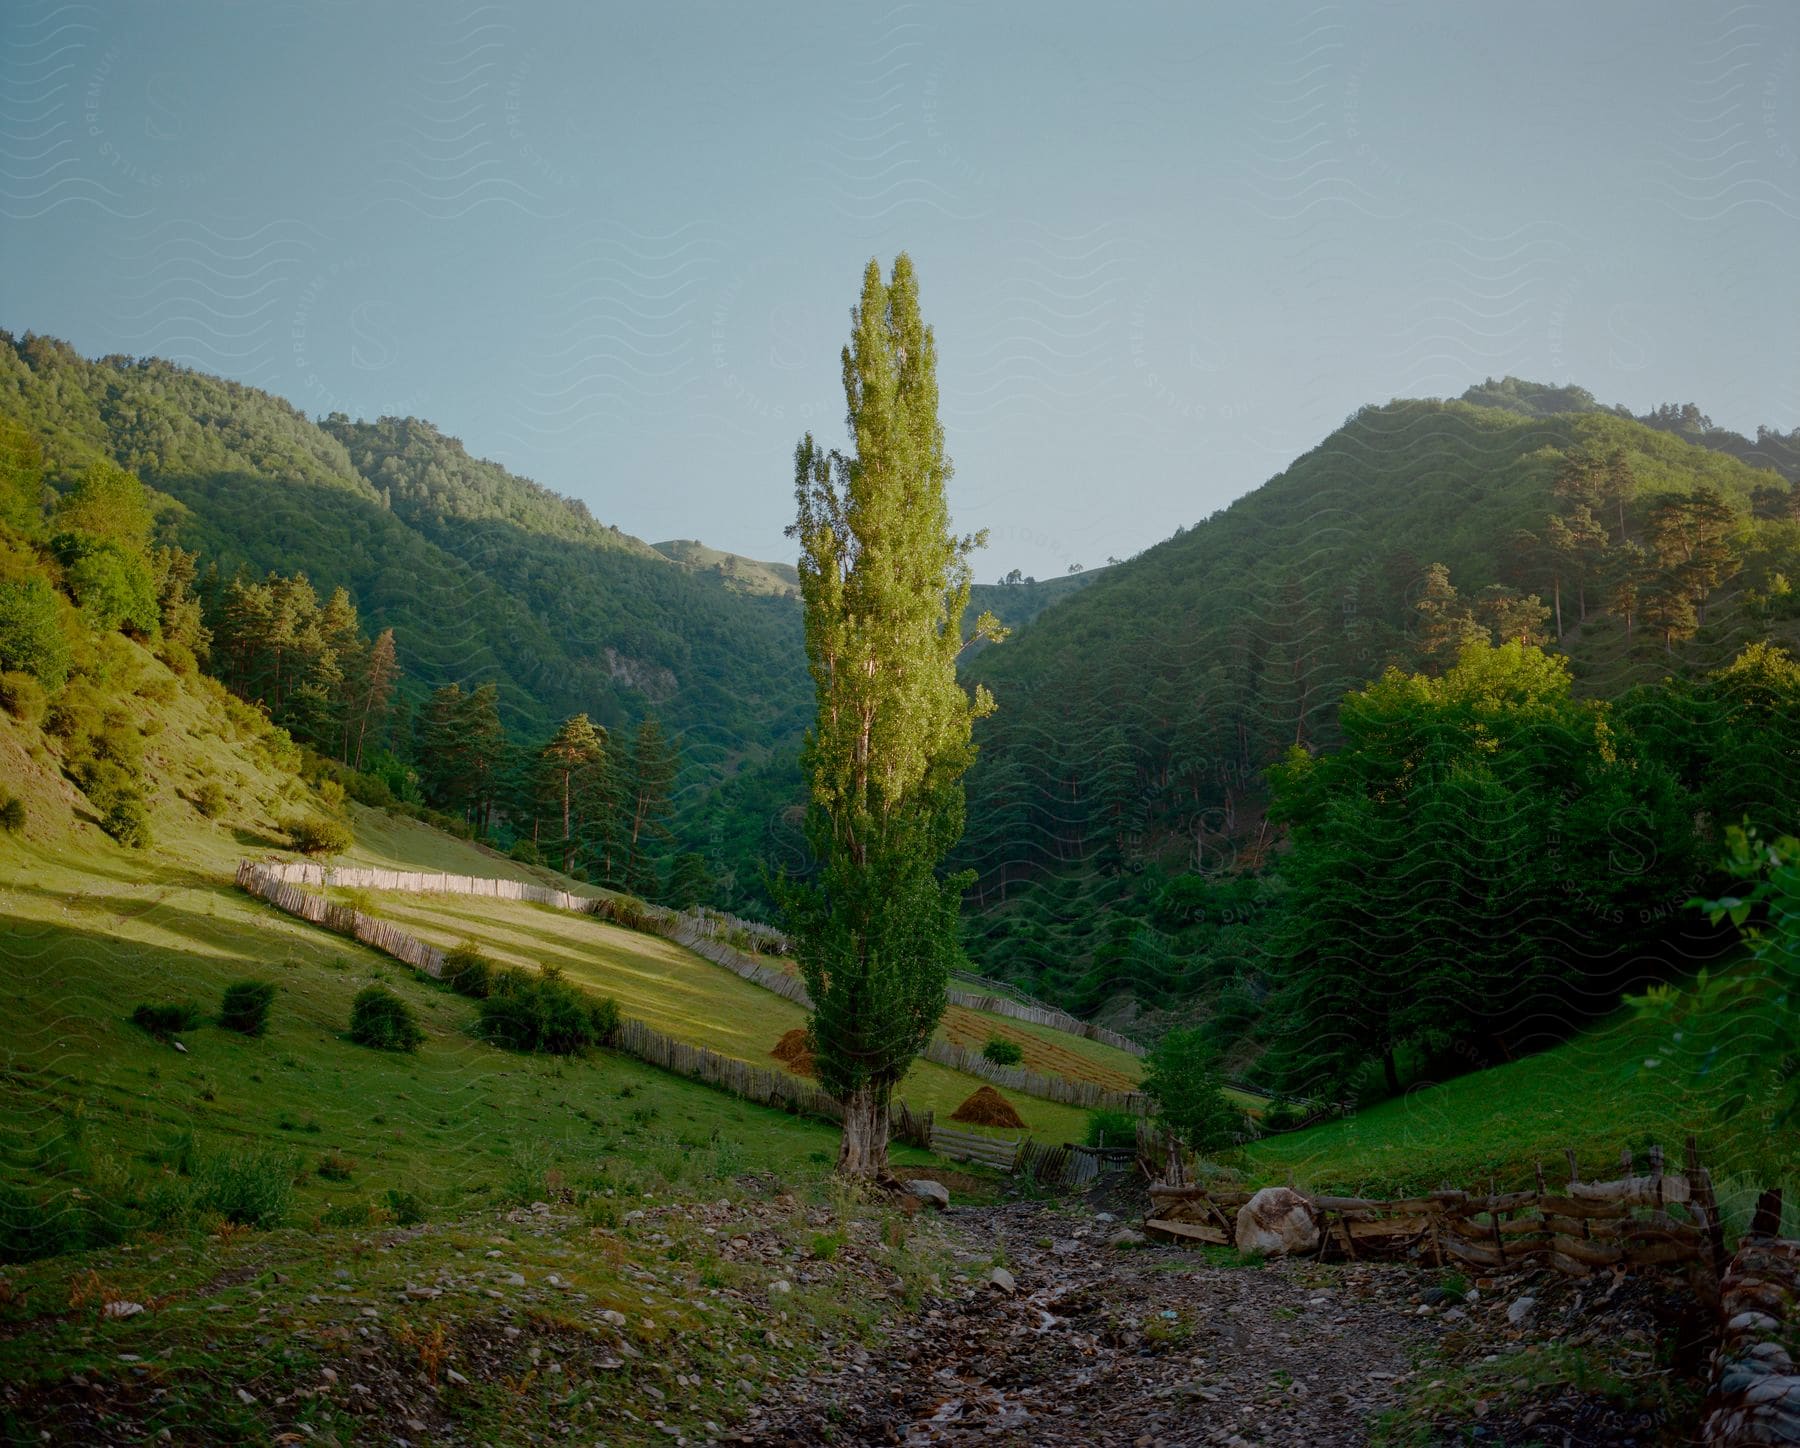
left=781, top=254, right=1003, bottom=1179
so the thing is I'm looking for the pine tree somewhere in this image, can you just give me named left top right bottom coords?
left=350, top=629, right=399, bottom=771
left=781, top=254, right=1004, bottom=1179
left=539, top=713, right=607, bottom=874
left=1413, top=563, right=1482, bottom=670
left=622, top=716, right=677, bottom=897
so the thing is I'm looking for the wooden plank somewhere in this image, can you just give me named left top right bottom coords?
left=1145, top=1218, right=1230, bottom=1245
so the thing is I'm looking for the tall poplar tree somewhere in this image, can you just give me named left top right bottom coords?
left=783, top=254, right=1004, bottom=1179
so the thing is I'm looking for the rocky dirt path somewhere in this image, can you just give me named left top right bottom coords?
left=756, top=1199, right=1430, bottom=1446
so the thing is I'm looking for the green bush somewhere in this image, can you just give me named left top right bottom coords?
left=508, top=838, right=543, bottom=866
left=1083, top=1108, right=1140, bottom=1150
left=219, top=980, right=275, bottom=1037
left=191, top=1148, right=295, bottom=1228
left=595, top=894, right=660, bottom=932
left=348, top=985, right=423, bottom=1052
left=0, top=1180, right=131, bottom=1263
left=134, top=672, right=178, bottom=705
left=62, top=541, right=159, bottom=635
left=102, top=792, right=152, bottom=848
left=342, top=769, right=395, bottom=809
left=0, top=577, right=71, bottom=689
left=282, top=812, right=353, bottom=856
left=194, top=779, right=228, bottom=819
left=443, top=943, right=493, bottom=999
left=132, top=1001, right=204, bottom=1036
left=981, top=1036, right=1024, bottom=1067
left=1261, top=1103, right=1301, bottom=1134
left=383, top=1187, right=427, bottom=1225
left=0, top=669, right=47, bottom=724
left=315, top=1151, right=355, bottom=1182
left=477, top=967, right=618, bottom=1055
left=0, top=794, right=24, bottom=833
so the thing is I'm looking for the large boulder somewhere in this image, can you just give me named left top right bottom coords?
left=1234, top=1186, right=1320, bottom=1256
left=905, top=1179, right=950, bottom=1211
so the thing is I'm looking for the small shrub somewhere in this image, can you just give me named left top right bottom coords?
left=1083, top=1108, right=1140, bottom=1150
left=101, top=793, right=152, bottom=848
left=981, top=1036, right=1024, bottom=1067
left=443, top=943, right=493, bottom=999
left=477, top=967, right=618, bottom=1055
left=594, top=894, right=661, bottom=932
left=282, top=813, right=353, bottom=856
left=0, top=670, right=47, bottom=724
left=0, top=794, right=24, bottom=834
left=135, top=673, right=178, bottom=705
left=348, top=985, right=423, bottom=1052
left=383, top=1187, right=427, bottom=1225
left=191, top=1148, right=295, bottom=1228
left=138, top=1175, right=197, bottom=1228
left=1261, top=1103, right=1300, bottom=1134
left=194, top=780, right=228, bottom=819
left=508, top=838, right=543, bottom=866
left=219, top=980, right=275, bottom=1037
left=132, top=1001, right=204, bottom=1037
left=316, top=1151, right=356, bottom=1182
left=319, top=1201, right=373, bottom=1229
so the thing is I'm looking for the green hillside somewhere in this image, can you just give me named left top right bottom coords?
left=953, top=387, right=1800, bottom=1024
left=0, top=334, right=808, bottom=795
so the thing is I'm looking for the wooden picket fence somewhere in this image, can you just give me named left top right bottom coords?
left=246, top=859, right=1139, bottom=1193
left=236, top=861, right=450, bottom=976
left=238, top=861, right=944, bottom=1130
left=944, top=974, right=1145, bottom=1056
left=610, top=1017, right=855, bottom=1124
left=240, top=858, right=1147, bottom=1115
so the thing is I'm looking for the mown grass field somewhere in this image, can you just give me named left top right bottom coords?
left=0, top=639, right=1092, bottom=1267
left=337, top=890, right=1097, bottom=1144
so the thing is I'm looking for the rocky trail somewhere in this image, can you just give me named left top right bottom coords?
left=0, top=1180, right=1707, bottom=1447
left=754, top=1193, right=1704, bottom=1448
left=758, top=1198, right=1427, bottom=1446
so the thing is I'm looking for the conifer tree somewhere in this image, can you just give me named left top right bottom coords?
left=621, top=716, right=677, bottom=896
left=539, top=713, right=607, bottom=873
left=782, top=254, right=1004, bottom=1179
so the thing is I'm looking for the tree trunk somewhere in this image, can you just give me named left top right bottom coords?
left=836, top=1083, right=891, bottom=1180
left=1382, top=1048, right=1400, bottom=1096
left=1552, top=577, right=1563, bottom=638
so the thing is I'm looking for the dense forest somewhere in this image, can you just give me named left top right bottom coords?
left=951, top=379, right=1800, bottom=1092
left=5, top=338, right=1798, bottom=1100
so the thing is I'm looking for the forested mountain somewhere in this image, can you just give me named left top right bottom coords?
left=953, top=384, right=1800, bottom=1037
left=5, top=330, right=1796, bottom=1066
left=0, top=334, right=809, bottom=800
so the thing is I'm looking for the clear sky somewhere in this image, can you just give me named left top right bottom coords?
left=4, top=1, right=1797, bottom=578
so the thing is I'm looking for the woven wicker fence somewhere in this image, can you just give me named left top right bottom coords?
left=1143, top=1141, right=1731, bottom=1283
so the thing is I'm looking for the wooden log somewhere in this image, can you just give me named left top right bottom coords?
left=1568, top=1175, right=1693, bottom=1207
left=1442, top=1237, right=1509, bottom=1268
left=1145, top=1218, right=1230, bottom=1246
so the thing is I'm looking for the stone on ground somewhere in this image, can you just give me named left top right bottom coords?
left=906, top=1179, right=950, bottom=1211
left=1235, top=1185, right=1320, bottom=1256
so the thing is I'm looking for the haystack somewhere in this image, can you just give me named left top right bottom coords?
left=770, top=1027, right=816, bottom=1077
left=949, top=1085, right=1026, bottom=1129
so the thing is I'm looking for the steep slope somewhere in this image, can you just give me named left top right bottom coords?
left=0, top=333, right=809, bottom=794
left=954, top=388, right=1799, bottom=1012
